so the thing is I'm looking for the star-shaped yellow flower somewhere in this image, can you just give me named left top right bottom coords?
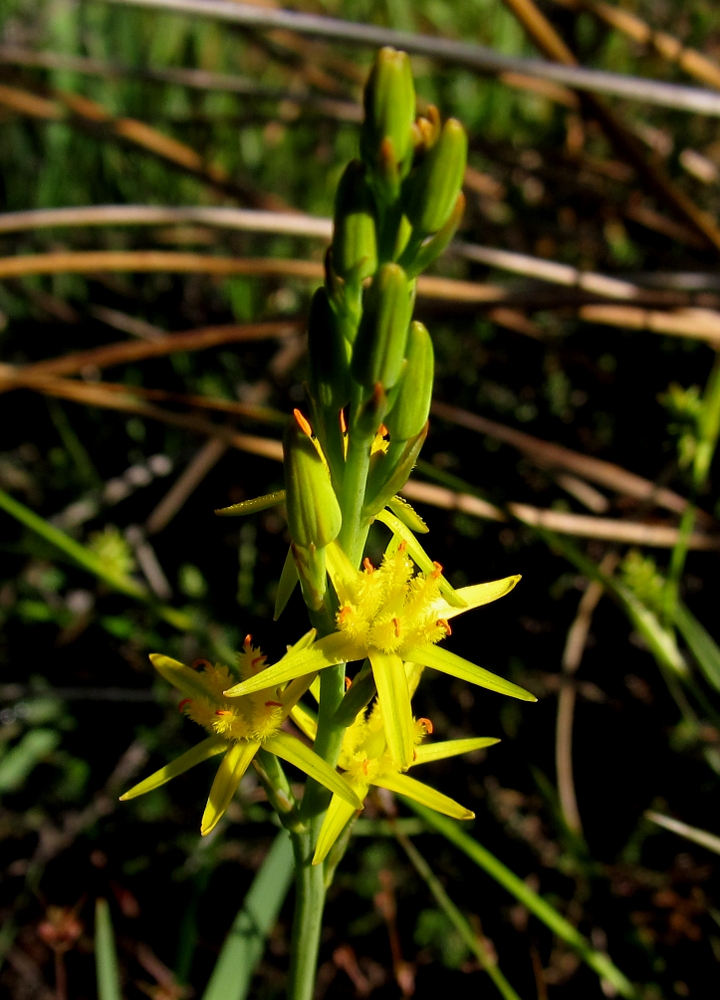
left=120, top=636, right=361, bottom=835
left=225, top=516, right=535, bottom=772
left=289, top=688, right=498, bottom=865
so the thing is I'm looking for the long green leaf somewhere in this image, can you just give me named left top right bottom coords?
left=0, top=487, right=191, bottom=630
left=675, top=602, right=720, bottom=693
left=95, top=899, right=123, bottom=1000
left=403, top=800, right=639, bottom=1000
left=201, top=831, right=295, bottom=1000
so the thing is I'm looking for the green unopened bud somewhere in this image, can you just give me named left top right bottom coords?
left=333, top=161, right=378, bottom=283
left=307, top=288, right=351, bottom=412
left=351, top=263, right=413, bottom=392
left=284, top=411, right=342, bottom=549
left=405, top=118, right=467, bottom=236
left=385, top=321, right=434, bottom=441
left=360, top=47, right=416, bottom=183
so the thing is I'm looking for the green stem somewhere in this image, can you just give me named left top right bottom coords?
left=286, top=830, right=327, bottom=1000
left=338, top=430, right=372, bottom=565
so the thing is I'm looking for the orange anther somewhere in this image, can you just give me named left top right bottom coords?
left=393, top=617, right=401, bottom=638
left=432, top=560, right=443, bottom=578
left=264, top=700, right=283, bottom=708
left=362, top=759, right=370, bottom=775
left=378, top=423, right=389, bottom=437
left=398, top=540, right=407, bottom=552
left=363, top=557, right=375, bottom=573
left=215, top=709, right=231, bottom=716
left=437, top=618, right=451, bottom=636
left=339, top=409, right=347, bottom=434
left=293, top=408, right=314, bottom=437
left=243, top=634, right=253, bottom=648
left=178, top=698, right=192, bottom=712
left=339, top=605, right=353, bottom=622
left=345, top=676, right=352, bottom=689
left=191, top=658, right=211, bottom=670
left=419, top=717, right=434, bottom=734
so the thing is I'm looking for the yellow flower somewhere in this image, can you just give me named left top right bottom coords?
left=225, top=512, right=535, bottom=772
left=120, top=635, right=362, bottom=835
left=290, top=691, right=499, bottom=865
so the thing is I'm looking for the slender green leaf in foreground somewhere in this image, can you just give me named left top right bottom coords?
left=95, top=898, right=123, bottom=1000
left=674, top=602, right=720, bottom=693
left=393, top=824, right=521, bottom=1000
left=402, top=800, right=639, bottom=1000
left=646, top=810, right=720, bottom=856
left=201, top=831, right=295, bottom=1000
left=0, top=487, right=191, bottom=630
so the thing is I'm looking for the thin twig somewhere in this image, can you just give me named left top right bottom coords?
left=101, top=0, right=720, bottom=117
left=431, top=400, right=713, bottom=525
left=556, top=552, right=618, bottom=834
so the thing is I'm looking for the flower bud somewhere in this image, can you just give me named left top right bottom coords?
left=307, top=288, right=351, bottom=413
left=384, top=321, right=434, bottom=442
left=360, top=47, right=416, bottom=183
left=333, top=161, right=378, bottom=283
left=405, top=118, right=467, bottom=236
left=284, top=411, right=342, bottom=550
left=351, top=263, right=413, bottom=392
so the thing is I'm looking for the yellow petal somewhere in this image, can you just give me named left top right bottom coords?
left=150, top=653, right=220, bottom=704
left=407, top=645, right=537, bottom=702
left=289, top=702, right=319, bottom=742
left=412, top=737, right=500, bottom=766
left=224, top=631, right=359, bottom=698
left=281, top=673, right=318, bottom=719
left=431, top=575, right=521, bottom=621
left=375, top=508, right=466, bottom=607
left=325, top=540, right=359, bottom=604
left=373, top=772, right=474, bottom=820
left=119, top=735, right=226, bottom=801
left=369, top=650, right=413, bottom=770
left=386, top=495, right=429, bottom=533
left=263, top=732, right=362, bottom=808
left=313, top=785, right=366, bottom=866
left=201, top=740, right=259, bottom=836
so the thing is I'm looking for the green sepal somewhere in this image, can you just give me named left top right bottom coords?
left=386, top=495, right=429, bottom=534
left=274, top=545, right=299, bottom=620
left=283, top=416, right=342, bottom=549
left=214, top=491, right=286, bottom=517
left=291, top=542, right=328, bottom=611
left=384, top=321, right=434, bottom=441
left=333, top=160, right=378, bottom=283
left=363, top=423, right=427, bottom=518
left=351, top=263, right=413, bottom=392
left=405, top=118, right=467, bottom=237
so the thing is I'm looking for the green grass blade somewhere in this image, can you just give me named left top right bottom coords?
left=0, top=487, right=191, bottom=630
left=201, top=830, right=295, bottom=1000
left=95, top=898, right=123, bottom=1000
left=393, top=825, right=521, bottom=1000
left=674, top=602, right=720, bottom=693
left=402, top=800, right=639, bottom=1000
left=0, top=729, right=61, bottom=793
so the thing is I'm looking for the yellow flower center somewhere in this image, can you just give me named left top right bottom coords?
left=182, top=638, right=284, bottom=743
left=340, top=702, right=430, bottom=780
left=335, top=546, right=450, bottom=655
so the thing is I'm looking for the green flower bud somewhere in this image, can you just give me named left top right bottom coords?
left=360, top=47, right=416, bottom=182
left=307, top=287, right=351, bottom=412
left=363, top=423, right=428, bottom=518
left=351, top=263, right=413, bottom=392
left=284, top=411, right=342, bottom=550
left=405, top=118, right=467, bottom=236
left=333, top=161, right=378, bottom=283
left=384, top=321, right=434, bottom=441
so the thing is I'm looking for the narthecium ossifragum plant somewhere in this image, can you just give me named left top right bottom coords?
left=121, top=48, right=536, bottom=1000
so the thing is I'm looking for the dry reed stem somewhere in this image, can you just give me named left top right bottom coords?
left=499, top=0, right=720, bottom=253
left=145, top=438, right=229, bottom=535
left=431, top=400, right=713, bottom=525
left=579, top=304, right=720, bottom=344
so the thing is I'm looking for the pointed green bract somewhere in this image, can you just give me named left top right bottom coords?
left=215, top=492, right=286, bottom=517
left=201, top=740, right=259, bottom=836
left=413, top=737, right=500, bottom=765
left=120, top=735, right=227, bottom=801
left=374, top=772, right=474, bottom=820
left=264, top=732, right=362, bottom=808
left=408, top=645, right=537, bottom=702
left=369, top=650, right=413, bottom=769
